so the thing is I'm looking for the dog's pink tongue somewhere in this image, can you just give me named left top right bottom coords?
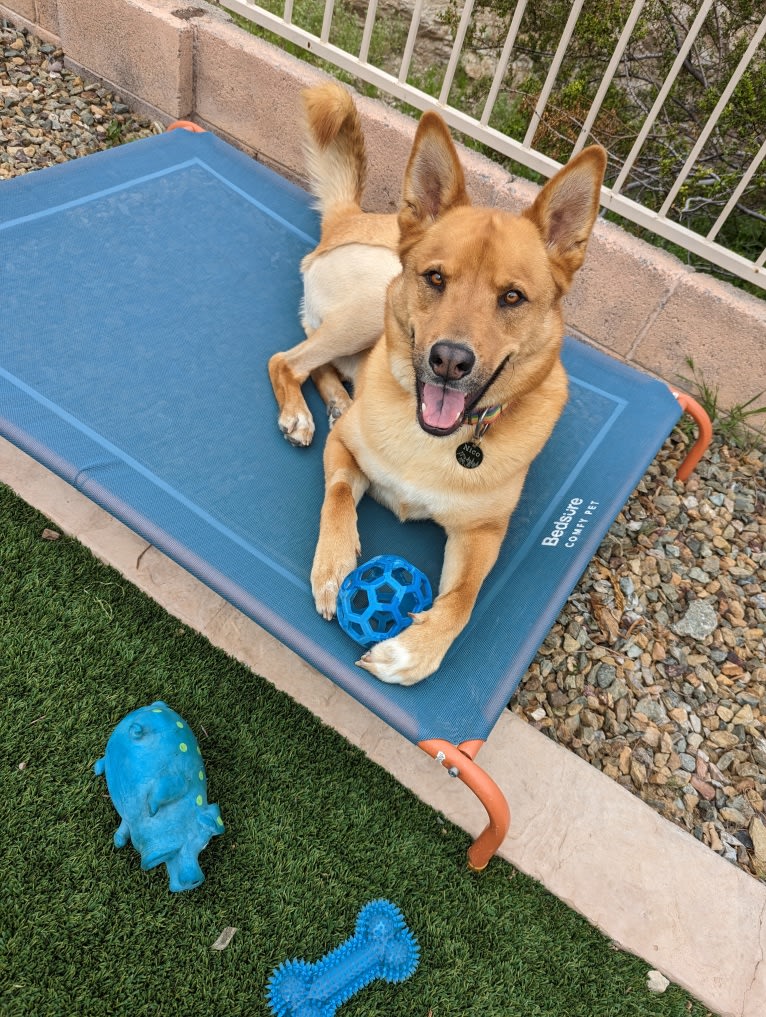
left=421, top=383, right=466, bottom=431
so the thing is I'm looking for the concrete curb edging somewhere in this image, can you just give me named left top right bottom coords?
left=1, top=0, right=764, bottom=411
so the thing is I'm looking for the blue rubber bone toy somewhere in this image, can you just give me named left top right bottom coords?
left=267, top=899, right=419, bottom=1017
left=93, top=701, right=224, bottom=892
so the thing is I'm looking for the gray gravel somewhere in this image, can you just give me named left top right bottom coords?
left=3, top=20, right=766, bottom=880
left=516, top=441, right=766, bottom=878
left=1, top=22, right=157, bottom=177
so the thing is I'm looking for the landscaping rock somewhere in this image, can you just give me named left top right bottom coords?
left=672, top=600, right=719, bottom=639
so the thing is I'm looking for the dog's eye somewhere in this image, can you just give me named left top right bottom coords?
left=424, top=270, right=445, bottom=290
left=500, top=289, right=525, bottom=307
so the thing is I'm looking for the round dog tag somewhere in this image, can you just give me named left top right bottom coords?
left=456, top=441, right=483, bottom=469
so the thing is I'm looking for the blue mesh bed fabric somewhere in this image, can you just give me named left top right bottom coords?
left=0, top=129, right=682, bottom=745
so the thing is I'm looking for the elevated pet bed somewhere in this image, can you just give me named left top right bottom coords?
left=0, top=125, right=711, bottom=869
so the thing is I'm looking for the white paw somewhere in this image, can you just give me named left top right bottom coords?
left=311, top=551, right=358, bottom=620
left=312, top=576, right=341, bottom=621
left=356, top=636, right=424, bottom=686
left=279, top=409, right=315, bottom=447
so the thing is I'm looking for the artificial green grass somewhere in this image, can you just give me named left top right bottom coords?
left=0, top=483, right=712, bottom=1017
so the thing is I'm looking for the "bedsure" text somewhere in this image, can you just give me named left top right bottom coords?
left=542, top=498, right=600, bottom=548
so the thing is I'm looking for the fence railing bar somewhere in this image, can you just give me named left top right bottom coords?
left=282, top=0, right=293, bottom=25
left=756, top=248, right=766, bottom=270
left=706, top=135, right=766, bottom=242
left=439, top=0, right=476, bottom=106
left=320, top=0, right=334, bottom=44
left=480, top=0, right=528, bottom=127
left=659, top=14, right=766, bottom=218
left=522, top=0, right=586, bottom=148
left=398, top=0, right=424, bottom=85
left=611, top=0, right=714, bottom=196
left=223, top=0, right=574, bottom=177
left=572, top=0, right=646, bottom=155
left=598, top=187, right=764, bottom=286
left=358, top=0, right=379, bottom=65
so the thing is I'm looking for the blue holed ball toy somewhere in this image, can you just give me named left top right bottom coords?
left=336, top=555, right=433, bottom=649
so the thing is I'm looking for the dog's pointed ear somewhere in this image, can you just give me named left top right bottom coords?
left=399, top=113, right=469, bottom=252
left=524, top=145, right=607, bottom=285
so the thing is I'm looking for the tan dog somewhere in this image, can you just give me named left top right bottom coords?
left=269, top=82, right=606, bottom=685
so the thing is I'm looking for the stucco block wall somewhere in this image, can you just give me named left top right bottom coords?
left=563, top=224, right=691, bottom=360
left=4, top=0, right=33, bottom=21
left=35, top=0, right=58, bottom=35
left=635, top=273, right=766, bottom=410
left=1, top=0, right=764, bottom=413
left=59, top=0, right=195, bottom=119
left=194, top=18, right=317, bottom=178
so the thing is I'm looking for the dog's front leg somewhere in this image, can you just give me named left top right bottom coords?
left=357, top=520, right=507, bottom=685
left=311, top=429, right=369, bottom=619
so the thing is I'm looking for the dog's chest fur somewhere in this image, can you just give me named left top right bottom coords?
left=339, top=403, right=526, bottom=529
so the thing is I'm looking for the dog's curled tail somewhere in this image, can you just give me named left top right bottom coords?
left=302, top=81, right=367, bottom=216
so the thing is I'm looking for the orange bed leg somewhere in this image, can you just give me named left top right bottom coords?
left=670, top=390, right=713, bottom=482
left=419, top=738, right=511, bottom=872
left=166, top=120, right=206, bottom=133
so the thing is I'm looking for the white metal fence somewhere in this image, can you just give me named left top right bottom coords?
left=221, top=0, right=765, bottom=292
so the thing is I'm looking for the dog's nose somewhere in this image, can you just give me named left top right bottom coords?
left=428, top=342, right=475, bottom=382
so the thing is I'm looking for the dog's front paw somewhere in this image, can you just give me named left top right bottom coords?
left=356, top=616, right=445, bottom=686
left=312, top=570, right=342, bottom=620
left=311, top=549, right=358, bottom=621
